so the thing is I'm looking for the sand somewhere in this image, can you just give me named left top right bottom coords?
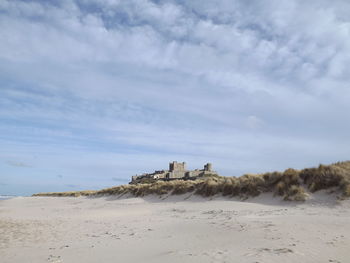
left=0, top=194, right=349, bottom=263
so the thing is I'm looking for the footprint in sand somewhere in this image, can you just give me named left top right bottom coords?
left=258, top=247, right=294, bottom=255
left=244, top=247, right=294, bottom=257
left=201, top=249, right=229, bottom=262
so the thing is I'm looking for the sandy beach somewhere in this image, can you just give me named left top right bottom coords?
left=0, top=194, right=349, bottom=263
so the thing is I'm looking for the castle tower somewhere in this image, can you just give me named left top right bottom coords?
left=169, top=161, right=186, bottom=172
left=204, top=163, right=212, bottom=172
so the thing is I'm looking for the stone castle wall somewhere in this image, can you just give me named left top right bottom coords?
left=130, top=161, right=217, bottom=184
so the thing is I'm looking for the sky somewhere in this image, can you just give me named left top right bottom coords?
left=1, top=0, right=350, bottom=196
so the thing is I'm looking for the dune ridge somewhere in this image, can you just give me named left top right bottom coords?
left=33, top=161, right=350, bottom=201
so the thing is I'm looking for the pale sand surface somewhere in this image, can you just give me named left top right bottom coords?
left=0, top=194, right=349, bottom=263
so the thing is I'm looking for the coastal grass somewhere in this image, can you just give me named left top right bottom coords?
left=33, top=161, right=350, bottom=200
left=33, top=190, right=96, bottom=197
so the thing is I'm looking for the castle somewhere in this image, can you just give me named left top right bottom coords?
left=130, top=161, right=217, bottom=184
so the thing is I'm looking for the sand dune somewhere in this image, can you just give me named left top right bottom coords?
left=0, top=194, right=349, bottom=263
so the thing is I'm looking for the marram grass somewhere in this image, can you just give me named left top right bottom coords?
left=33, top=161, right=350, bottom=201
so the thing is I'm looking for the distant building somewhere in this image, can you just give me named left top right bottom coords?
left=130, top=161, right=217, bottom=184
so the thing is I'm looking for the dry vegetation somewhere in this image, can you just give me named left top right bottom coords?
left=33, top=190, right=96, bottom=197
left=33, top=161, right=350, bottom=201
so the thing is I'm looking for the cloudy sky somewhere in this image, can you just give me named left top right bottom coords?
left=1, top=0, right=350, bottom=195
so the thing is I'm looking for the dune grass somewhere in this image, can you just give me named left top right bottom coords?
left=33, top=161, right=350, bottom=201
left=33, top=190, right=96, bottom=197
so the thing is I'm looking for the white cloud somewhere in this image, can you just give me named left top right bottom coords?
left=245, top=116, right=264, bottom=130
